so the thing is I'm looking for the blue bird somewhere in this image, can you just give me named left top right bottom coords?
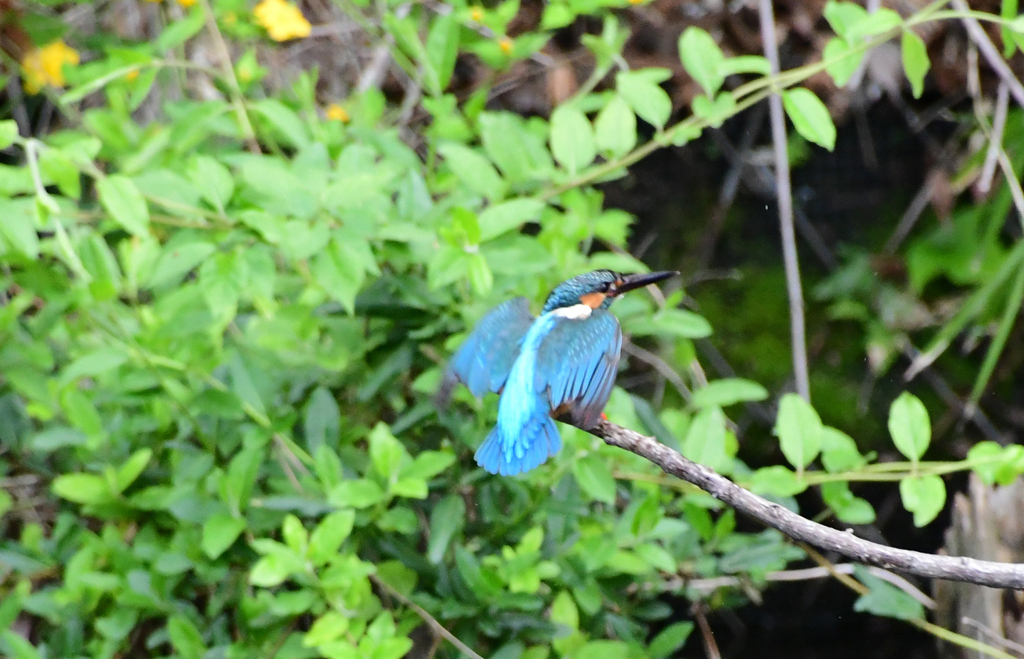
left=440, top=269, right=678, bottom=476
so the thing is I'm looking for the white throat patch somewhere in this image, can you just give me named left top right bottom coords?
left=553, top=304, right=593, bottom=320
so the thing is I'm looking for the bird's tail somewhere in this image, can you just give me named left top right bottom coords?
left=475, top=414, right=562, bottom=476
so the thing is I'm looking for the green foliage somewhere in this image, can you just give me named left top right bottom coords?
left=5, top=2, right=1024, bottom=658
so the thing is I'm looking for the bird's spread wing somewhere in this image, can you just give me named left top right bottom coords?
left=533, top=310, right=622, bottom=429
left=439, top=297, right=535, bottom=401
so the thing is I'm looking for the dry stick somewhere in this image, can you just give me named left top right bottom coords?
left=369, top=575, right=486, bottom=659
left=951, top=0, right=1024, bottom=108
left=684, top=563, right=936, bottom=608
left=758, top=0, right=811, bottom=402
left=978, top=81, right=1010, bottom=195
left=587, top=418, right=1024, bottom=590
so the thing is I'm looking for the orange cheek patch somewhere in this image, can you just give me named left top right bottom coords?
left=580, top=292, right=606, bottom=308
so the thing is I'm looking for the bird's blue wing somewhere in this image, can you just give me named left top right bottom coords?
left=440, top=297, right=535, bottom=400
left=534, top=309, right=622, bottom=429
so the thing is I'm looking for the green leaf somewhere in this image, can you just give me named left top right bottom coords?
left=678, top=27, right=725, bottom=96
left=616, top=69, right=672, bottom=129
left=52, top=473, right=113, bottom=505
left=749, top=465, right=808, bottom=497
left=282, top=514, right=307, bottom=554
left=308, top=510, right=356, bottom=565
left=201, top=513, right=246, bottom=559
left=821, top=481, right=876, bottom=524
left=576, top=640, right=629, bottom=659
left=427, top=494, right=466, bottom=563
left=594, top=95, right=637, bottom=157
left=191, top=155, right=234, bottom=213
left=853, top=566, right=926, bottom=620
left=1, top=630, right=42, bottom=659
left=624, top=307, right=713, bottom=339
left=0, top=203, right=39, bottom=259
left=691, top=92, right=736, bottom=129
left=899, top=475, right=945, bottom=527
left=97, top=175, right=149, bottom=236
left=438, top=143, right=506, bottom=201
left=304, top=386, right=340, bottom=453
left=782, top=88, right=836, bottom=150
left=304, top=611, right=350, bottom=647
left=115, top=448, right=152, bottom=492
left=250, top=550, right=304, bottom=587
left=253, top=99, right=309, bottom=148
left=682, top=406, right=731, bottom=474
left=846, top=8, right=903, bottom=41
left=167, top=616, right=207, bottom=659
left=425, top=12, right=459, bottom=93
left=467, top=253, right=493, bottom=296
left=369, top=422, right=406, bottom=478
left=329, top=479, right=386, bottom=509
left=823, top=1, right=869, bottom=40
left=820, top=426, right=867, bottom=473
left=401, top=450, right=456, bottom=481
left=478, top=199, right=544, bottom=241
left=391, top=477, right=428, bottom=499
left=822, top=37, right=866, bottom=87
left=1002, top=0, right=1022, bottom=57
left=692, top=378, right=769, bottom=409
left=573, top=456, right=617, bottom=504
left=550, top=105, right=596, bottom=175
left=901, top=30, right=929, bottom=99
left=0, top=120, right=19, bottom=150
left=649, top=621, right=695, bottom=659
left=775, top=393, right=822, bottom=471
left=888, top=392, right=930, bottom=462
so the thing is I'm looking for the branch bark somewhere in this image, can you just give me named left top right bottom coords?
left=758, top=0, right=811, bottom=401
left=586, top=418, right=1024, bottom=590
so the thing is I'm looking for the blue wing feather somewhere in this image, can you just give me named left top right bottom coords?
left=441, top=297, right=534, bottom=400
left=533, top=310, right=622, bottom=429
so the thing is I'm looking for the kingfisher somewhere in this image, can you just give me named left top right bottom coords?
left=440, top=269, right=678, bottom=476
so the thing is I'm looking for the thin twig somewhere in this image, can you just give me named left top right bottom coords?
left=693, top=604, right=722, bottom=659
left=588, top=418, right=1024, bottom=589
left=684, top=563, right=936, bottom=608
left=623, top=340, right=693, bottom=403
left=369, top=575, right=486, bottom=659
left=978, top=82, right=1010, bottom=195
left=961, top=617, right=1024, bottom=656
left=198, top=0, right=260, bottom=154
left=951, top=0, right=1024, bottom=108
left=758, top=0, right=810, bottom=401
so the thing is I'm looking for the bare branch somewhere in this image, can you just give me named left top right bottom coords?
left=758, top=0, right=811, bottom=401
left=587, top=418, right=1024, bottom=590
left=951, top=0, right=1024, bottom=109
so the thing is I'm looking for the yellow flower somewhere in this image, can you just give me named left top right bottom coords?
left=126, top=69, right=140, bottom=81
left=177, top=0, right=197, bottom=6
left=253, top=0, right=311, bottom=41
left=498, top=37, right=513, bottom=54
left=326, top=104, right=349, bottom=122
left=22, top=40, right=79, bottom=94
left=470, top=7, right=483, bottom=21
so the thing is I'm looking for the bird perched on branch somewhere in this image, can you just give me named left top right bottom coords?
left=439, top=269, right=678, bottom=476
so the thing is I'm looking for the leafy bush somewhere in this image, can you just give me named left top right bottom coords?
left=2, top=1, right=1024, bottom=658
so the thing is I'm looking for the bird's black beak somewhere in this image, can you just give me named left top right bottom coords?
left=611, top=270, right=679, bottom=296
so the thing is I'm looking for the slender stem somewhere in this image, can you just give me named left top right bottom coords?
left=758, top=0, right=809, bottom=401
left=369, top=575, right=486, bottom=659
left=198, top=0, right=261, bottom=153
left=949, top=0, right=1024, bottom=108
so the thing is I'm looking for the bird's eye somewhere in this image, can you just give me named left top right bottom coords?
left=601, top=282, right=612, bottom=293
